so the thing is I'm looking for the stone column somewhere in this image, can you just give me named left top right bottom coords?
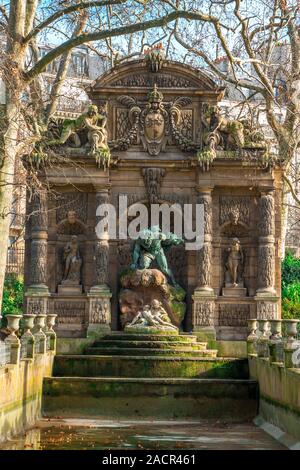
left=88, top=187, right=112, bottom=335
left=255, top=189, right=278, bottom=319
left=192, top=187, right=216, bottom=341
left=25, top=191, right=50, bottom=315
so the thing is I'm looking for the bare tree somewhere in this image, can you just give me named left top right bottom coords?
left=0, top=0, right=222, bottom=306
left=1, top=0, right=299, bottom=307
left=170, top=0, right=300, bottom=256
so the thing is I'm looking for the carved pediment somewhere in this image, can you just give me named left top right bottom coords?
left=110, top=73, right=197, bottom=89
left=86, top=58, right=225, bottom=158
left=89, top=59, right=222, bottom=93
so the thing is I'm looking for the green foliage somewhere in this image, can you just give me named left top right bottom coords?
left=2, top=274, right=24, bottom=316
left=282, top=252, right=300, bottom=286
left=281, top=252, right=300, bottom=320
left=196, top=148, right=214, bottom=163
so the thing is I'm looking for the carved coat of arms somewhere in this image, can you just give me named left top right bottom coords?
left=112, top=86, right=193, bottom=156
left=140, top=85, right=170, bottom=156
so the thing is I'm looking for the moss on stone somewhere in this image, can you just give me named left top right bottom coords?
left=170, top=285, right=186, bottom=302
left=53, top=355, right=249, bottom=379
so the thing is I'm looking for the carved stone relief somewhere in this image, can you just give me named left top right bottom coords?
left=111, top=74, right=196, bottom=88
left=95, top=242, right=109, bottom=285
left=116, top=108, right=130, bottom=139
left=142, top=167, right=166, bottom=203
left=90, top=299, right=111, bottom=324
left=30, top=192, right=48, bottom=232
left=258, top=192, right=275, bottom=236
left=258, top=245, right=275, bottom=289
left=161, top=193, right=190, bottom=206
left=197, top=245, right=212, bottom=287
left=221, top=224, right=248, bottom=238
left=27, top=298, right=47, bottom=316
left=110, top=88, right=199, bottom=155
left=193, top=300, right=215, bottom=326
left=219, top=196, right=250, bottom=227
left=54, top=301, right=86, bottom=324
left=140, top=86, right=170, bottom=156
left=57, top=210, right=86, bottom=235
left=198, top=193, right=212, bottom=236
left=55, top=193, right=88, bottom=224
left=178, top=110, right=193, bottom=140
left=30, top=240, right=47, bottom=285
left=218, top=304, right=250, bottom=326
left=256, top=301, right=277, bottom=320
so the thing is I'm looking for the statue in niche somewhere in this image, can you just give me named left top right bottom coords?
left=130, top=225, right=183, bottom=286
left=57, top=210, right=85, bottom=235
left=225, top=238, right=244, bottom=287
left=128, top=300, right=177, bottom=331
left=62, top=235, right=82, bottom=284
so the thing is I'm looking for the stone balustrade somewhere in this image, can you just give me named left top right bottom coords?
left=0, top=313, right=56, bottom=442
left=247, top=317, right=300, bottom=445
left=1, top=313, right=57, bottom=366
left=247, top=318, right=300, bottom=368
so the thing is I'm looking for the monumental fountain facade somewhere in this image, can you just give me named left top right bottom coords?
left=23, top=53, right=283, bottom=345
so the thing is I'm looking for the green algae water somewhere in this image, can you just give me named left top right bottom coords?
left=0, top=419, right=285, bottom=450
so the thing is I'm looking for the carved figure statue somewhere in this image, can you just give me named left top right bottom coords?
left=225, top=238, right=244, bottom=287
left=130, top=226, right=183, bottom=286
left=144, top=44, right=165, bottom=72
left=203, top=106, right=245, bottom=150
left=62, top=235, right=82, bottom=284
left=47, top=104, right=111, bottom=169
left=128, top=300, right=177, bottom=330
left=150, top=299, right=175, bottom=326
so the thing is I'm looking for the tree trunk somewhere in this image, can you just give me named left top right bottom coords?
left=280, top=181, right=289, bottom=259
left=0, top=97, right=21, bottom=307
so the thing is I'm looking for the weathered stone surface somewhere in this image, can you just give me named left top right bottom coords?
left=0, top=352, right=54, bottom=443
left=119, top=269, right=186, bottom=328
left=42, top=376, right=257, bottom=421
left=24, top=57, right=283, bottom=341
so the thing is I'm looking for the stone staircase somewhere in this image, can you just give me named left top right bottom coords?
left=42, top=332, right=258, bottom=421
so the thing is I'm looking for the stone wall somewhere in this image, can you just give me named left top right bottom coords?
left=248, top=354, right=300, bottom=445
left=0, top=351, right=54, bottom=442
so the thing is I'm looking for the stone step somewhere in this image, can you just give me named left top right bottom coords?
left=53, top=355, right=249, bottom=379
left=92, top=340, right=207, bottom=350
left=42, top=376, right=258, bottom=421
left=85, top=347, right=218, bottom=357
left=103, top=333, right=197, bottom=343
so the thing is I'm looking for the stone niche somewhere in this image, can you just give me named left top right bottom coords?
left=24, top=53, right=283, bottom=341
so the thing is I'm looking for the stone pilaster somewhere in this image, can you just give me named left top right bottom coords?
left=88, top=187, right=112, bottom=335
left=255, top=189, right=278, bottom=319
left=25, top=191, right=50, bottom=315
left=192, top=187, right=216, bottom=340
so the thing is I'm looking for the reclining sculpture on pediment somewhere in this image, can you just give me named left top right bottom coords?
left=198, top=105, right=268, bottom=171
left=37, top=104, right=111, bottom=170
